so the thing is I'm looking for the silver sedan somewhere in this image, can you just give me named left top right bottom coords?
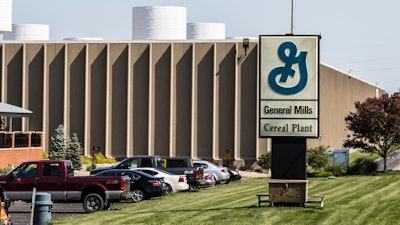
left=193, top=160, right=230, bottom=184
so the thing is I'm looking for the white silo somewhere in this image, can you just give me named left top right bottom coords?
left=0, top=0, right=12, bottom=34
left=226, top=37, right=258, bottom=41
left=3, top=24, right=50, bottom=40
left=132, top=6, right=186, bottom=40
left=187, top=23, right=225, bottom=40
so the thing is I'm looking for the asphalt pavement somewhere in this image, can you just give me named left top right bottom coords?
left=6, top=200, right=129, bottom=225
left=375, top=150, right=400, bottom=171
left=6, top=201, right=86, bottom=225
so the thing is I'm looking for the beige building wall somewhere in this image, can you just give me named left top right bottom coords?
left=307, top=64, right=384, bottom=149
left=0, top=41, right=383, bottom=166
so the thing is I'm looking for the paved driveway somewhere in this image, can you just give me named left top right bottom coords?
left=375, top=150, right=400, bottom=171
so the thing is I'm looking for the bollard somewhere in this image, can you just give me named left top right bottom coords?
left=33, top=192, right=53, bottom=225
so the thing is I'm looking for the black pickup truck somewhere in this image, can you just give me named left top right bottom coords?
left=90, top=155, right=204, bottom=190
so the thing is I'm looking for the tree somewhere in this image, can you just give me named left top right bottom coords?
left=66, top=133, right=83, bottom=170
left=49, top=124, right=68, bottom=160
left=257, top=152, right=272, bottom=170
left=345, top=92, right=400, bottom=171
left=49, top=124, right=84, bottom=170
left=307, top=146, right=330, bottom=171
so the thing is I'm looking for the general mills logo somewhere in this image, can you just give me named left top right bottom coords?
left=268, top=41, right=308, bottom=95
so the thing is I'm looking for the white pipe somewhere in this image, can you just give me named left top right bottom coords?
left=291, top=0, right=295, bottom=34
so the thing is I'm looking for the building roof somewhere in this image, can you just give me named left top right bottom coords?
left=0, top=102, right=32, bottom=117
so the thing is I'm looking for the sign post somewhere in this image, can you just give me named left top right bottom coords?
left=259, top=35, right=320, bottom=206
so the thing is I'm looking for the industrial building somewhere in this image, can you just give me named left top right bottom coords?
left=0, top=40, right=383, bottom=167
left=0, top=5, right=384, bottom=167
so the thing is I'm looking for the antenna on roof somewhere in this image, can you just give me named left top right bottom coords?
left=290, top=0, right=295, bottom=35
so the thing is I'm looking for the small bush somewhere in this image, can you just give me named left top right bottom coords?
left=347, top=158, right=378, bottom=175
left=86, top=163, right=96, bottom=171
left=307, top=146, right=330, bottom=171
left=93, top=153, right=117, bottom=164
left=43, top=151, right=49, bottom=159
left=81, top=155, right=92, bottom=165
left=324, top=163, right=347, bottom=176
left=257, top=152, right=272, bottom=170
left=0, top=166, right=13, bottom=175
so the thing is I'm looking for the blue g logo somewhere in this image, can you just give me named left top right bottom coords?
left=268, top=41, right=308, bottom=95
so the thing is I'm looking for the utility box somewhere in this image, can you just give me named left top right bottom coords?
left=329, top=149, right=349, bottom=167
left=269, top=179, right=308, bottom=206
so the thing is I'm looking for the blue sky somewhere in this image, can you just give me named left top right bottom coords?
left=7, top=0, right=400, bottom=93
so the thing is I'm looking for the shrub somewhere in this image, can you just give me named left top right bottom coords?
left=324, top=163, right=347, bottom=176
left=42, top=151, right=49, bottom=159
left=347, top=158, right=378, bottom=175
left=257, top=152, right=272, bottom=170
left=307, top=170, right=335, bottom=177
left=93, top=153, right=117, bottom=164
left=86, top=163, right=96, bottom=171
left=0, top=166, right=13, bottom=175
left=314, top=171, right=335, bottom=177
left=81, top=155, right=92, bottom=165
left=307, top=146, right=330, bottom=171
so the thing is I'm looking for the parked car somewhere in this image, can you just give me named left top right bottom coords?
left=193, top=160, right=230, bottom=184
left=228, top=169, right=242, bottom=182
left=94, top=169, right=166, bottom=202
left=90, top=155, right=204, bottom=190
left=131, top=168, right=189, bottom=193
left=201, top=173, right=216, bottom=188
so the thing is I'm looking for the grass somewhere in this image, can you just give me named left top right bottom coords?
left=52, top=174, right=400, bottom=225
left=349, top=151, right=380, bottom=165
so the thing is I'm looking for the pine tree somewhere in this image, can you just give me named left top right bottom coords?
left=67, top=133, right=83, bottom=170
left=49, top=124, right=68, bottom=160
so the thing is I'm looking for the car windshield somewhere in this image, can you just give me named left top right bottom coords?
left=155, top=157, right=164, bottom=168
left=114, top=158, right=132, bottom=168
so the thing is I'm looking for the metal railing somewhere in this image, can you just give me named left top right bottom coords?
left=0, top=131, right=43, bottom=150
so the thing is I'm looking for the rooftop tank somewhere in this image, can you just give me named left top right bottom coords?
left=0, top=0, right=12, bottom=34
left=63, top=37, right=104, bottom=41
left=3, top=24, right=50, bottom=40
left=132, top=6, right=186, bottom=40
left=187, top=23, right=225, bottom=40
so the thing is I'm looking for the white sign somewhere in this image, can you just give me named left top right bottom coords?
left=259, top=35, right=320, bottom=138
left=260, top=101, right=318, bottom=119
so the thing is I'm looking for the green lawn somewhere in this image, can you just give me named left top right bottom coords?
left=349, top=151, right=380, bottom=165
left=53, top=174, right=400, bottom=225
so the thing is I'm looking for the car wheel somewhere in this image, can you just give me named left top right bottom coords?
left=131, top=189, right=145, bottom=202
left=219, top=180, right=227, bottom=185
left=213, top=176, right=218, bottom=186
left=103, top=201, right=111, bottom=210
left=165, top=184, right=173, bottom=193
left=83, top=193, right=104, bottom=213
left=189, top=185, right=199, bottom=192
